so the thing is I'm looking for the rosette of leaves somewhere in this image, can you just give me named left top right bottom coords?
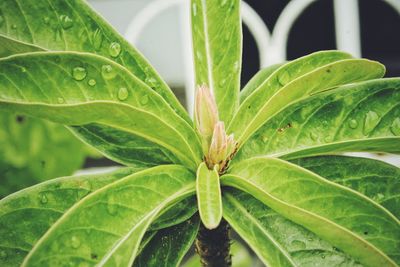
left=0, top=0, right=399, bottom=267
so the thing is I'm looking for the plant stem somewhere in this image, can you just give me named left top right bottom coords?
left=195, top=220, right=232, bottom=267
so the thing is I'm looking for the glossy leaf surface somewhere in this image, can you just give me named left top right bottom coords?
left=21, top=165, right=195, bottom=266
left=236, top=78, right=400, bottom=161
left=222, top=157, right=400, bottom=266
left=196, top=162, right=222, bottom=229
left=223, top=189, right=363, bottom=267
left=230, top=56, right=385, bottom=146
left=0, top=0, right=189, bottom=121
left=292, top=155, right=400, bottom=219
left=134, top=216, right=199, bottom=267
left=0, top=167, right=143, bottom=266
left=191, top=0, right=242, bottom=123
left=0, top=52, right=202, bottom=169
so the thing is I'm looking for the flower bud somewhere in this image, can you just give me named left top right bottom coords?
left=208, top=122, right=228, bottom=165
left=195, top=85, right=219, bottom=153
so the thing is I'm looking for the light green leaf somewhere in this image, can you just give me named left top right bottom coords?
left=134, top=216, right=199, bottom=267
left=21, top=165, right=195, bottom=266
left=191, top=0, right=242, bottom=123
left=240, top=63, right=283, bottom=103
left=0, top=52, right=202, bottom=169
left=0, top=111, right=87, bottom=197
left=229, top=54, right=385, bottom=146
left=291, top=155, right=400, bottom=219
left=196, top=162, right=222, bottom=229
left=223, top=189, right=363, bottom=267
left=0, top=0, right=189, bottom=122
left=222, top=157, right=400, bottom=266
left=236, top=78, right=400, bottom=161
left=0, top=167, right=144, bottom=266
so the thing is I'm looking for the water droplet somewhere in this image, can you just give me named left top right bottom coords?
left=310, top=132, right=318, bottom=141
left=390, top=117, right=400, bottom=136
left=93, top=28, right=103, bottom=50
left=39, top=193, right=48, bottom=204
left=0, top=250, right=7, bottom=259
left=11, top=24, right=17, bottom=29
left=60, top=15, right=73, bottom=29
left=70, top=236, right=81, bottom=249
left=348, top=119, right=358, bottom=129
left=290, top=240, right=306, bottom=250
left=307, top=237, right=313, bottom=241
left=145, top=76, right=158, bottom=88
left=220, top=0, right=228, bottom=7
left=88, top=79, right=96, bottom=87
left=57, top=97, right=65, bottom=104
left=324, top=135, right=332, bottom=142
left=321, top=255, right=326, bottom=259
left=219, top=79, right=227, bottom=87
left=373, top=193, right=385, bottom=202
left=233, top=61, right=240, bottom=72
left=21, top=67, right=26, bottom=73
left=117, top=87, right=129, bottom=101
left=261, top=134, right=268, bottom=143
left=278, top=70, right=291, bottom=86
left=101, top=64, right=117, bottom=79
left=192, top=3, right=197, bottom=16
left=140, top=95, right=149, bottom=105
left=109, top=42, right=121, bottom=58
left=363, top=111, right=379, bottom=135
left=196, top=50, right=203, bottom=60
left=43, top=17, right=50, bottom=24
left=72, top=67, right=87, bottom=81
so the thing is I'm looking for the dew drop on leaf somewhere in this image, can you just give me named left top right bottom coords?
left=219, top=78, right=227, bottom=87
left=261, top=134, right=268, bottom=143
left=57, top=97, right=65, bottom=104
left=70, top=236, right=81, bottom=249
left=39, top=193, right=48, bottom=204
left=88, top=79, right=96, bottom=87
left=60, top=15, right=73, bottom=29
left=145, top=76, right=158, bottom=88
left=21, top=67, right=26, bottom=73
left=373, top=193, right=385, bottom=202
left=348, top=119, right=358, bottom=129
left=93, top=28, right=103, bottom=50
left=278, top=70, right=291, bottom=86
left=363, top=111, right=379, bottom=135
left=109, top=42, right=121, bottom=58
left=11, top=24, right=17, bottom=29
left=220, top=0, right=228, bottom=7
left=390, top=117, right=400, bottom=136
left=140, top=95, right=149, bottom=105
left=117, top=87, right=129, bottom=101
left=233, top=61, right=240, bottom=72
left=324, top=135, right=332, bottom=142
left=72, top=67, right=87, bottom=81
left=101, top=64, right=116, bottom=79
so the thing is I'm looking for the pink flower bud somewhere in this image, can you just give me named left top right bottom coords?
left=208, top=122, right=228, bottom=164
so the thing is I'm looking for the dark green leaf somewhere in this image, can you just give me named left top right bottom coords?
left=134, top=216, right=199, bottom=267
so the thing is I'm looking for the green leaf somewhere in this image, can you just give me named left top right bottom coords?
left=150, top=196, right=197, bottom=231
left=191, top=0, right=242, bottom=123
left=291, top=155, right=400, bottom=219
left=134, top=216, right=199, bottom=267
left=0, top=167, right=144, bottom=266
left=0, top=111, right=88, bottom=197
left=229, top=53, right=385, bottom=146
left=196, top=162, right=222, bottom=229
left=222, top=157, right=400, bottom=266
left=0, top=0, right=189, bottom=122
left=240, top=63, right=282, bottom=103
left=0, top=34, right=43, bottom=58
left=223, top=189, right=363, bottom=267
left=0, top=52, right=202, bottom=169
left=21, top=165, right=195, bottom=266
left=236, top=78, right=400, bottom=161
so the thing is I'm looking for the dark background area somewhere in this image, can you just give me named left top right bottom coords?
left=241, top=0, right=400, bottom=86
